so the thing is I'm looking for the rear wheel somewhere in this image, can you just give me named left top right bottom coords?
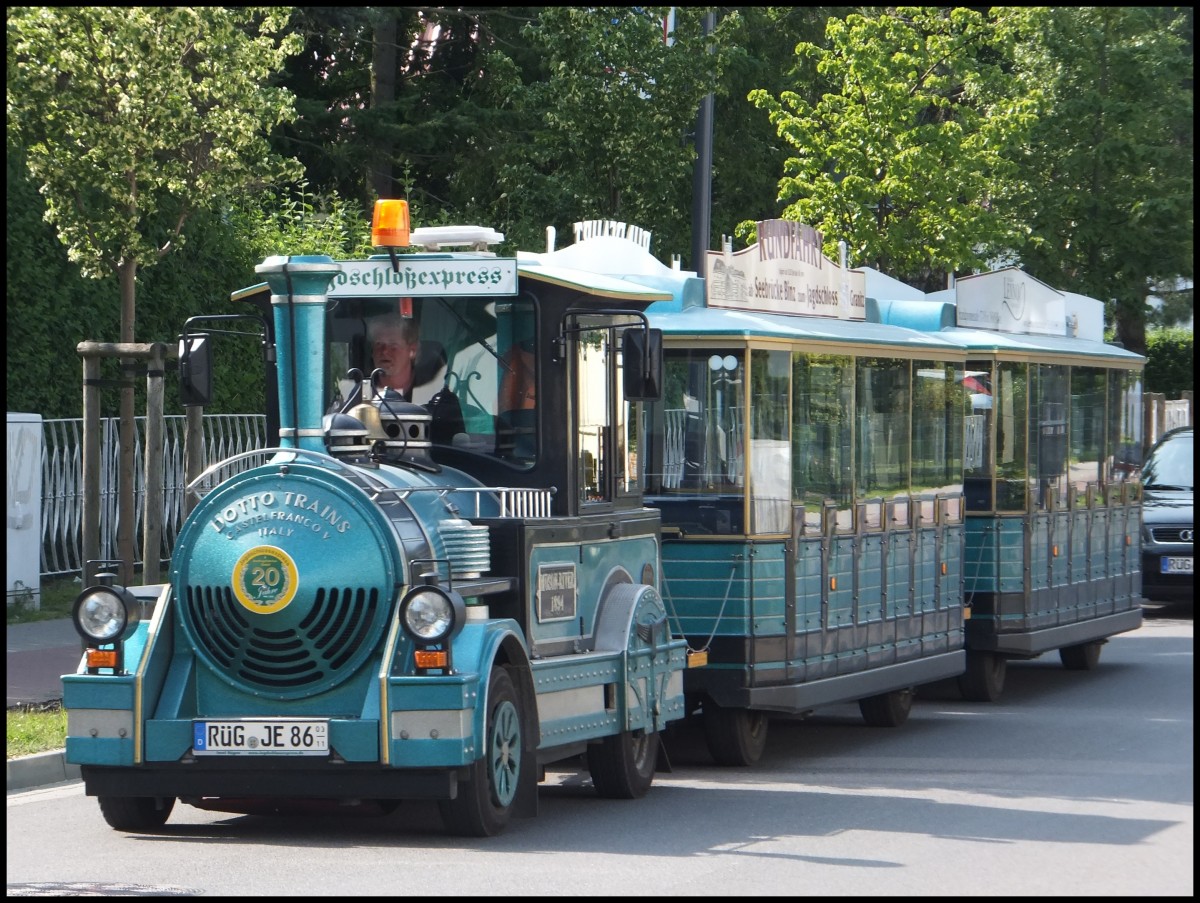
left=98, top=796, right=175, bottom=832
left=587, top=729, right=659, bottom=799
left=1060, top=641, right=1103, bottom=671
left=959, top=651, right=1007, bottom=702
left=858, top=687, right=914, bottom=727
left=439, top=666, right=522, bottom=837
left=702, top=702, right=769, bottom=767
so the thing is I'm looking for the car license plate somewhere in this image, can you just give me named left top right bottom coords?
left=193, top=720, right=328, bottom=756
left=1161, top=557, right=1193, bottom=575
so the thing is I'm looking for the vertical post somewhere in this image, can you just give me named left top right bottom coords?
left=81, top=352, right=102, bottom=585
left=184, top=406, right=205, bottom=515
left=370, top=11, right=398, bottom=200
left=1143, top=392, right=1165, bottom=450
left=118, top=376, right=136, bottom=587
left=141, top=343, right=166, bottom=584
left=690, top=10, right=715, bottom=272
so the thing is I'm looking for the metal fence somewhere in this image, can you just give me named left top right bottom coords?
left=41, top=415, right=267, bottom=578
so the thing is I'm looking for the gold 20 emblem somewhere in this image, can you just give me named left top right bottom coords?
left=232, top=546, right=298, bottom=614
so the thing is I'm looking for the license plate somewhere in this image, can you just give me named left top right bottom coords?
left=193, top=720, right=328, bottom=756
left=1161, top=557, right=1193, bottom=575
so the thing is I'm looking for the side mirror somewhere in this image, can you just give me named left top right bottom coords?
left=622, top=327, right=663, bottom=401
left=179, top=333, right=212, bottom=407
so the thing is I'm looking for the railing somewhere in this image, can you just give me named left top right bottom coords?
left=41, top=415, right=268, bottom=578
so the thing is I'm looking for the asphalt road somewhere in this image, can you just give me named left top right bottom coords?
left=6, top=605, right=1192, bottom=897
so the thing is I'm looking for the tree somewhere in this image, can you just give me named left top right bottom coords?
left=475, top=6, right=716, bottom=261
left=747, top=7, right=1038, bottom=291
left=269, top=6, right=388, bottom=207
left=8, top=6, right=303, bottom=581
left=1000, top=7, right=1194, bottom=356
left=706, top=8, right=850, bottom=256
left=273, top=7, right=542, bottom=223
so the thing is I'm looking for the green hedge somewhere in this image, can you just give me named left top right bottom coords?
left=1144, top=328, right=1194, bottom=398
left=7, top=154, right=371, bottom=420
left=7, top=149, right=263, bottom=419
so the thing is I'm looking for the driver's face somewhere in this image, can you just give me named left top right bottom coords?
left=372, top=328, right=416, bottom=390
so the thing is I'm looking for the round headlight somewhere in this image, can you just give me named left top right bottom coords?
left=72, top=586, right=138, bottom=643
left=400, top=586, right=464, bottom=643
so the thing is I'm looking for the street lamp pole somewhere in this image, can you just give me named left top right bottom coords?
left=691, top=10, right=715, bottom=273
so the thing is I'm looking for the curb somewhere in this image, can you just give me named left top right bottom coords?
left=6, top=749, right=80, bottom=793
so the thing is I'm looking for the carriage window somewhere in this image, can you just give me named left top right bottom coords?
left=856, top=356, right=911, bottom=504
left=962, top=360, right=995, bottom=510
left=1110, top=369, right=1143, bottom=482
left=643, top=348, right=746, bottom=534
left=1031, top=363, right=1068, bottom=511
left=792, top=352, right=853, bottom=534
left=995, top=361, right=1028, bottom=511
left=913, top=360, right=966, bottom=511
left=750, top=349, right=790, bottom=533
left=1070, top=366, right=1106, bottom=495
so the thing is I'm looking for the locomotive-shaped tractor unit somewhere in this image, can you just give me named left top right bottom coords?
left=63, top=203, right=687, bottom=837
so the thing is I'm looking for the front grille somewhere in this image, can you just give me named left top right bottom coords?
left=1150, top=526, right=1193, bottom=543
left=185, top=585, right=381, bottom=690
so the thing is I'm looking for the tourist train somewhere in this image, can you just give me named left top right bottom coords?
left=63, top=201, right=1144, bottom=834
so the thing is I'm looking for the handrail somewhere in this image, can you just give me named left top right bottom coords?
left=186, top=446, right=556, bottom=518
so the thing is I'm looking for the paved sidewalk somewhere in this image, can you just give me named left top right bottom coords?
left=7, top=618, right=83, bottom=793
left=7, top=618, right=82, bottom=707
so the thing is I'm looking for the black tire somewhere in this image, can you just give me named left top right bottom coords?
left=858, top=687, right=914, bottom=727
left=587, top=729, right=659, bottom=800
left=1060, top=641, right=1103, bottom=671
left=98, top=796, right=175, bottom=832
left=439, top=666, right=523, bottom=837
left=702, top=702, right=769, bottom=767
left=958, top=651, right=1007, bottom=702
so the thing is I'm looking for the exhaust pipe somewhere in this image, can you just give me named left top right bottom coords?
left=255, top=256, right=343, bottom=453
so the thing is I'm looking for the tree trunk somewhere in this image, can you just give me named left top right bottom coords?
left=370, top=11, right=398, bottom=201
left=1114, top=293, right=1148, bottom=357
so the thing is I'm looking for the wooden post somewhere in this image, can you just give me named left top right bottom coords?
left=1143, top=392, right=1165, bottom=450
left=119, top=373, right=136, bottom=587
left=184, top=406, right=205, bottom=515
left=77, top=341, right=178, bottom=586
left=141, top=343, right=167, bottom=584
left=81, top=354, right=102, bottom=585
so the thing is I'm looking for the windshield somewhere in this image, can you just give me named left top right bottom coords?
left=1142, top=431, right=1193, bottom=490
left=326, top=294, right=538, bottom=465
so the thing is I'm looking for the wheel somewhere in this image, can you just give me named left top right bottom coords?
left=98, top=796, right=175, bottom=831
left=1060, top=641, right=1103, bottom=671
left=958, top=651, right=1007, bottom=702
left=587, top=729, right=660, bottom=799
left=858, top=687, right=914, bottom=727
left=439, top=666, right=523, bottom=837
left=702, top=702, right=769, bottom=767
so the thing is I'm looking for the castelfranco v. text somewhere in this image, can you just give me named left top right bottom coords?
left=210, top=491, right=352, bottom=540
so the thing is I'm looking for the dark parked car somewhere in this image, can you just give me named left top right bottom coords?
left=1140, top=426, right=1193, bottom=605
